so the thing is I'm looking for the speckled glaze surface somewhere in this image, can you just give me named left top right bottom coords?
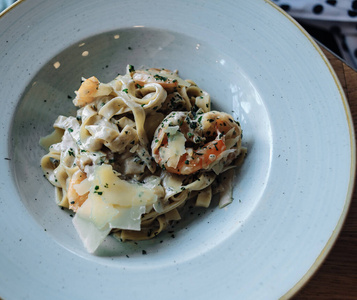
left=0, top=1, right=355, bottom=299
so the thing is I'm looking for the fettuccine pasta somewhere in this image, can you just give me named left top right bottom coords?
left=40, top=65, right=246, bottom=253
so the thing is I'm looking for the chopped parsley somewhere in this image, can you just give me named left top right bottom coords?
left=93, top=185, right=103, bottom=195
left=128, top=65, right=135, bottom=73
left=189, top=121, right=198, bottom=129
left=154, top=74, right=167, bottom=81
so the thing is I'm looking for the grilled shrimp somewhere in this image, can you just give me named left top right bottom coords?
left=151, top=110, right=242, bottom=175
left=67, top=169, right=89, bottom=212
left=73, top=76, right=113, bottom=107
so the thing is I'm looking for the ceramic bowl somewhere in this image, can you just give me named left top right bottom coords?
left=0, top=0, right=355, bottom=299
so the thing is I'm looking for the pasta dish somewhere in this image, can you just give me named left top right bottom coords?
left=40, top=65, right=246, bottom=253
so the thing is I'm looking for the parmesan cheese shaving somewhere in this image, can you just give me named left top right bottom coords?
left=72, top=164, right=158, bottom=252
left=160, top=126, right=186, bottom=169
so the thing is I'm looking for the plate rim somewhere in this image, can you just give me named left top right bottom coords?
left=265, top=2, right=357, bottom=299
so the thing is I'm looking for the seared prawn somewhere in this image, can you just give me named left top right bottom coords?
left=151, top=110, right=242, bottom=175
left=73, top=76, right=113, bottom=107
left=73, top=76, right=100, bottom=107
left=67, top=169, right=89, bottom=212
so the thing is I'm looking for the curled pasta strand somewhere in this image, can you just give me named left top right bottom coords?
left=132, top=83, right=167, bottom=111
left=41, top=152, right=61, bottom=187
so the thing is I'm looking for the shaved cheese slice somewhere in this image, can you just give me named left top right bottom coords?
left=73, top=198, right=112, bottom=253
left=159, top=126, right=186, bottom=169
left=90, top=194, right=120, bottom=230
left=93, top=164, right=158, bottom=207
left=72, top=164, right=159, bottom=253
left=109, top=205, right=146, bottom=231
left=74, top=178, right=91, bottom=196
